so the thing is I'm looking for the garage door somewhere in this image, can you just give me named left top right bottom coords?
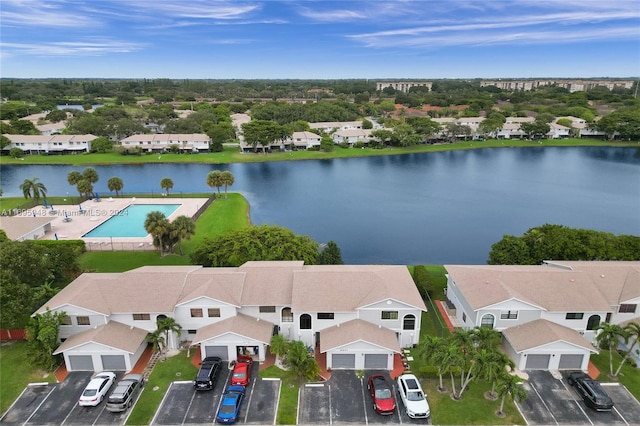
left=558, top=354, right=584, bottom=369
left=69, top=355, right=94, bottom=371
left=331, top=354, right=355, bottom=369
left=204, top=345, right=228, bottom=360
left=364, top=354, right=388, bottom=369
left=101, top=354, right=127, bottom=371
left=525, top=354, right=551, bottom=370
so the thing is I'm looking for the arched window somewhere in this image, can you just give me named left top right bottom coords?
left=403, top=314, right=416, bottom=330
left=480, top=314, right=495, bottom=329
left=300, top=314, right=312, bottom=330
left=281, top=307, right=293, bottom=323
left=586, top=314, right=601, bottom=331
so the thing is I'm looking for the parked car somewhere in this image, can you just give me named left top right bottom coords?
left=194, top=356, right=222, bottom=391
left=397, top=374, right=430, bottom=418
left=78, top=371, right=117, bottom=406
left=567, top=372, right=614, bottom=411
left=106, top=374, right=144, bottom=412
left=367, top=374, right=396, bottom=415
left=216, top=385, right=245, bottom=424
left=230, top=355, right=252, bottom=387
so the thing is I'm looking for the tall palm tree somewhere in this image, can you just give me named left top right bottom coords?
left=614, top=321, right=640, bottom=377
left=146, top=330, right=165, bottom=356
left=107, top=176, right=124, bottom=197
left=471, top=326, right=502, bottom=350
left=144, top=211, right=171, bottom=255
left=475, top=349, right=514, bottom=400
left=595, top=322, right=626, bottom=377
left=76, top=179, right=94, bottom=199
left=156, top=317, right=182, bottom=360
left=418, top=335, right=449, bottom=392
left=160, top=177, right=174, bottom=195
left=20, top=177, right=47, bottom=204
left=206, top=170, right=223, bottom=198
left=495, top=372, right=527, bottom=417
left=170, top=215, right=195, bottom=255
left=220, top=171, right=235, bottom=199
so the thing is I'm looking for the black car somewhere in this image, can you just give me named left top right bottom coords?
left=194, top=356, right=222, bottom=390
left=567, top=372, right=614, bottom=411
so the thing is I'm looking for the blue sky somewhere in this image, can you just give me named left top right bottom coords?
left=1, top=0, right=639, bottom=79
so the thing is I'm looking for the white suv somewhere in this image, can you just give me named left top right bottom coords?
left=397, top=374, right=430, bottom=418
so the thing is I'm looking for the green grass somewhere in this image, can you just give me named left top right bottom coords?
left=2, top=139, right=637, bottom=166
left=0, top=342, right=57, bottom=413
left=126, top=350, right=197, bottom=426
left=590, top=350, right=640, bottom=400
left=259, top=365, right=300, bottom=425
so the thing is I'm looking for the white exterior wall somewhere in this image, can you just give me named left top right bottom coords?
left=200, top=333, right=267, bottom=362
left=445, top=279, right=478, bottom=328
left=55, top=307, right=108, bottom=340
left=514, top=342, right=592, bottom=371
left=358, top=301, right=422, bottom=347
left=610, top=296, right=640, bottom=325
left=174, top=299, right=238, bottom=332
left=476, top=300, right=542, bottom=330
left=326, top=341, right=394, bottom=370
left=62, top=342, right=141, bottom=372
left=238, top=306, right=280, bottom=324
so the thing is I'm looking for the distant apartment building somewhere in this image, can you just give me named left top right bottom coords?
left=376, top=81, right=433, bottom=93
left=480, top=79, right=635, bottom=93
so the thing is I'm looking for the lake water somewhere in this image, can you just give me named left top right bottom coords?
left=1, top=147, right=639, bottom=264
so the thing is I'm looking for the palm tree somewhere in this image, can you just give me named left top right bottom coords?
left=144, top=211, right=171, bottom=255
left=76, top=179, right=94, bottom=199
left=614, top=321, right=640, bottom=377
left=160, top=177, right=174, bottom=195
left=170, top=215, right=195, bottom=255
left=107, top=176, right=124, bottom=197
left=285, top=340, right=321, bottom=380
left=418, top=335, right=449, bottom=392
left=269, top=334, right=289, bottom=358
left=220, top=171, right=235, bottom=199
left=156, top=317, right=182, bottom=360
left=595, top=322, right=626, bottom=377
left=20, top=177, right=47, bottom=204
left=67, top=170, right=82, bottom=186
left=146, top=330, right=165, bottom=356
left=82, top=167, right=99, bottom=184
left=495, top=372, right=527, bottom=417
left=474, top=349, right=513, bottom=400
left=206, top=170, right=223, bottom=198
left=471, top=326, right=502, bottom=350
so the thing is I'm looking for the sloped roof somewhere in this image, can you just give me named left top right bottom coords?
left=0, top=216, right=53, bottom=240
left=239, top=261, right=303, bottom=306
left=191, top=313, right=273, bottom=345
left=502, top=319, right=598, bottom=352
left=53, top=321, right=147, bottom=354
left=320, top=319, right=401, bottom=353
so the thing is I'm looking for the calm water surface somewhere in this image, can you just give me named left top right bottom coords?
left=2, top=147, right=639, bottom=264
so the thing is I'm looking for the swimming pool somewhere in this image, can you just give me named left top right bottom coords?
left=83, top=204, right=181, bottom=238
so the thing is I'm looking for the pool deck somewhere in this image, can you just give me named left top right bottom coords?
left=27, top=197, right=209, bottom=251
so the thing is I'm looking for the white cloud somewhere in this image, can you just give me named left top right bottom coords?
left=1, top=0, right=99, bottom=27
left=1, top=39, right=145, bottom=56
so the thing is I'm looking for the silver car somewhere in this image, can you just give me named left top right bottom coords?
left=105, top=374, right=144, bottom=412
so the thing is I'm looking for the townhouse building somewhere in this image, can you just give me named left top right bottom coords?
left=119, top=134, right=210, bottom=153
left=2, top=134, right=96, bottom=154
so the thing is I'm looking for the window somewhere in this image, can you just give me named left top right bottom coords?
left=317, top=313, right=334, bottom=320
left=566, top=313, right=584, bottom=320
left=381, top=311, right=398, bottom=320
left=480, top=314, right=494, bottom=329
left=190, top=308, right=203, bottom=318
left=403, top=314, right=416, bottom=330
left=188, top=329, right=197, bottom=334
left=259, top=306, right=276, bottom=313
left=133, top=313, right=150, bottom=321
left=300, top=314, right=312, bottom=330
left=76, top=316, right=90, bottom=325
left=586, top=315, right=601, bottom=331
left=207, top=308, right=220, bottom=318
left=619, top=304, right=637, bottom=313
left=60, top=315, right=72, bottom=325
left=500, top=311, right=518, bottom=320
left=462, top=312, right=467, bottom=322
left=281, top=307, right=293, bottom=323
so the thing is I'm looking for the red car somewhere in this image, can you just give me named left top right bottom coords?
left=230, top=355, right=253, bottom=386
left=367, top=374, right=396, bottom=415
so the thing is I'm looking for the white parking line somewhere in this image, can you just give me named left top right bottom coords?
left=559, top=379, right=593, bottom=426
left=180, top=385, right=198, bottom=426
left=271, top=379, right=281, bottom=425
left=529, top=381, right=559, bottom=425
left=242, top=378, right=258, bottom=424
left=360, top=378, right=368, bottom=425
left=150, top=382, right=174, bottom=426
left=328, top=384, right=333, bottom=425
left=23, top=385, right=56, bottom=425
left=613, top=406, right=629, bottom=426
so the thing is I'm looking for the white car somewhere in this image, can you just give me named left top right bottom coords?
left=78, top=371, right=116, bottom=406
left=397, top=374, right=430, bottom=418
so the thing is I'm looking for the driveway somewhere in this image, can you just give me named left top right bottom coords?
left=517, top=370, right=640, bottom=425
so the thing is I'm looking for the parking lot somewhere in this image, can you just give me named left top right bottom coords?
left=517, top=370, right=640, bottom=425
left=152, top=363, right=280, bottom=425
left=0, top=372, right=131, bottom=426
left=299, top=371, right=431, bottom=424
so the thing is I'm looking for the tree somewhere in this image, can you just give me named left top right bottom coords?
left=82, top=167, right=99, bottom=185
left=319, top=135, right=334, bottom=152
left=595, top=322, right=626, bottom=377
left=160, top=177, right=174, bottom=194
left=76, top=179, right=94, bottom=199
left=146, top=330, right=165, bottom=356
left=418, top=335, right=449, bottom=392
left=67, top=170, right=82, bottom=187
left=614, top=322, right=640, bottom=377
left=317, top=240, right=343, bottom=265
left=0, top=134, right=12, bottom=150
left=144, top=211, right=172, bottom=255
left=156, top=317, right=182, bottom=360
left=269, top=334, right=289, bottom=358
left=9, top=147, right=24, bottom=158
left=45, top=109, right=68, bottom=123
left=206, top=170, right=223, bottom=198
left=26, top=308, right=66, bottom=371
left=171, top=215, right=196, bottom=255
left=20, top=177, right=47, bottom=204
left=495, top=372, right=526, bottom=417
left=107, top=176, right=124, bottom=197
left=220, top=171, right=235, bottom=199
left=283, top=340, right=321, bottom=380
left=90, top=137, right=113, bottom=153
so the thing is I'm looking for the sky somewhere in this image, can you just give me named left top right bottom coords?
left=1, top=0, right=639, bottom=79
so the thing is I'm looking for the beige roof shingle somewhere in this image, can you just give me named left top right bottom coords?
left=53, top=321, right=147, bottom=354
left=502, top=319, right=598, bottom=352
left=191, top=313, right=273, bottom=345
left=320, top=319, right=401, bottom=353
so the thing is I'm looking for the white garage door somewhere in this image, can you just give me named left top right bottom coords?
left=558, top=354, right=584, bottom=369
left=331, top=354, right=355, bottom=369
left=101, top=354, right=127, bottom=370
left=204, top=345, right=228, bottom=360
left=525, top=354, right=551, bottom=370
left=364, top=354, right=388, bottom=369
left=69, top=355, right=94, bottom=371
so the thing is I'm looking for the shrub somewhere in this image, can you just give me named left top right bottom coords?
left=9, top=148, right=24, bottom=158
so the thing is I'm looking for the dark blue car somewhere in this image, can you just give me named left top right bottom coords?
left=216, top=385, right=245, bottom=424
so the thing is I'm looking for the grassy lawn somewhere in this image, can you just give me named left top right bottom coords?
left=2, top=139, right=636, bottom=166
left=259, top=365, right=299, bottom=425
left=590, top=350, right=640, bottom=400
left=0, top=342, right=57, bottom=414
left=126, top=350, right=197, bottom=426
